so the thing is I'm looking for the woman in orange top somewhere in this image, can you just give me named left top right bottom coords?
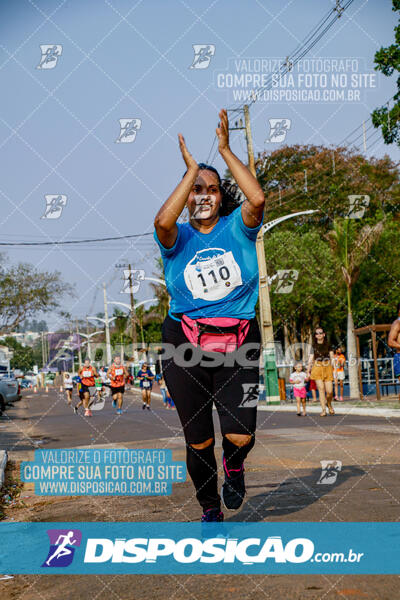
left=108, top=355, right=129, bottom=415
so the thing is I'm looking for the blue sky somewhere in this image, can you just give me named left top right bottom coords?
left=0, top=0, right=398, bottom=330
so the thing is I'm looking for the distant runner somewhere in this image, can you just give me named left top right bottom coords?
left=137, top=363, right=155, bottom=410
left=78, top=359, right=98, bottom=417
left=108, top=355, right=129, bottom=415
left=63, top=372, right=73, bottom=405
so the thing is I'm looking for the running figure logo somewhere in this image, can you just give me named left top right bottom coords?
left=239, top=384, right=259, bottom=408
left=37, top=45, right=63, bottom=69
left=266, top=118, right=291, bottom=143
left=317, top=460, right=342, bottom=485
left=189, top=45, right=215, bottom=69
left=121, top=269, right=145, bottom=294
left=42, top=529, right=82, bottom=567
left=274, top=270, right=298, bottom=294
left=41, top=195, right=67, bottom=219
left=347, top=194, right=370, bottom=219
left=116, top=119, right=142, bottom=143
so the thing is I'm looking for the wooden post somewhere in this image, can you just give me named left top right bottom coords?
left=371, top=329, right=381, bottom=400
left=355, top=334, right=363, bottom=400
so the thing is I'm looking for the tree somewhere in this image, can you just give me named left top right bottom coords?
left=353, top=219, right=400, bottom=325
left=371, top=0, right=400, bottom=146
left=0, top=256, right=73, bottom=334
left=257, top=144, right=399, bottom=225
left=327, top=219, right=385, bottom=398
left=0, top=336, right=34, bottom=371
left=264, top=230, right=342, bottom=348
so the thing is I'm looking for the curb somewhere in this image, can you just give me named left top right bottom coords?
left=257, top=404, right=400, bottom=418
left=132, top=389, right=400, bottom=418
left=0, top=450, right=8, bottom=489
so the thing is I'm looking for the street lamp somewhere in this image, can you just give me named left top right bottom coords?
left=108, top=298, right=157, bottom=359
left=78, top=330, right=102, bottom=362
left=258, top=209, right=318, bottom=404
left=87, top=315, right=116, bottom=365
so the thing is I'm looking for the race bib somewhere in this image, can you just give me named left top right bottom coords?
left=184, top=248, right=242, bottom=301
left=143, top=381, right=150, bottom=388
left=115, top=368, right=123, bottom=376
left=82, top=370, right=92, bottom=378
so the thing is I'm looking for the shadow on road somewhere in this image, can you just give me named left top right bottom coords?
left=227, top=464, right=365, bottom=521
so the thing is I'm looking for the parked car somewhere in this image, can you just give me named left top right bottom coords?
left=0, top=376, right=19, bottom=415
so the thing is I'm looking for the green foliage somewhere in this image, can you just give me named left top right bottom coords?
left=353, top=219, right=400, bottom=324
left=0, top=336, right=34, bottom=371
left=371, top=0, right=400, bottom=145
left=264, top=230, right=342, bottom=342
left=0, top=257, right=73, bottom=334
left=258, top=144, right=399, bottom=226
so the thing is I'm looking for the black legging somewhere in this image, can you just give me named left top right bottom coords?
left=161, top=315, right=260, bottom=511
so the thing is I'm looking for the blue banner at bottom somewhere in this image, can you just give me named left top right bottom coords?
left=1, top=522, right=399, bottom=574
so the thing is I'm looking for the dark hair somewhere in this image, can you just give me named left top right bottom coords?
left=314, top=326, right=325, bottom=335
left=184, top=163, right=243, bottom=216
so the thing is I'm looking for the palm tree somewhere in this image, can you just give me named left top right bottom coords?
left=328, top=218, right=385, bottom=399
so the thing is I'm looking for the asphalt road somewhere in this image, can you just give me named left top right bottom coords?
left=2, top=389, right=400, bottom=600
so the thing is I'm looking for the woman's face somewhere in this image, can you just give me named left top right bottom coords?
left=315, top=329, right=325, bottom=342
left=187, top=170, right=222, bottom=222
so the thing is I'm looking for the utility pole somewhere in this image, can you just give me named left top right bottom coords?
left=75, top=320, right=82, bottom=369
left=103, top=283, right=112, bottom=365
left=128, top=264, right=138, bottom=362
left=242, top=104, right=280, bottom=403
left=86, top=317, right=92, bottom=362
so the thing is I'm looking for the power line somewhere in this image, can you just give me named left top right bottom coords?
left=205, top=0, right=356, bottom=164
left=0, top=231, right=154, bottom=246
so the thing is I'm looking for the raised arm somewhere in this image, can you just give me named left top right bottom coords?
left=154, top=134, right=199, bottom=248
left=216, top=108, right=265, bottom=228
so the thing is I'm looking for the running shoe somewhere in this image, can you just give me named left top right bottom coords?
left=147, top=405, right=151, bottom=411
left=112, top=400, right=117, bottom=408
left=142, top=403, right=146, bottom=410
left=88, top=409, right=93, bottom=417
left=73, top=406, right=78, bottom=414
left=84, top=409, right=90, bottom=417
left=116, top=409, right=122, bottom=415
left=221, top=455, right=246, bottom=510
left=201, top=507, right=224, bottom=522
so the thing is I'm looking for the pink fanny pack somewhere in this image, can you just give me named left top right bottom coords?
left=181, top=315, right=250, bottom=353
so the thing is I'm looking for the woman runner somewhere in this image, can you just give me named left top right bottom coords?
left=154, top=109, right=265, bottom=522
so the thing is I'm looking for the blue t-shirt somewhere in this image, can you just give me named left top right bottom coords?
left=137, top=369, right=154, bottom=389
left=154, top=206, right=262, bottom=320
